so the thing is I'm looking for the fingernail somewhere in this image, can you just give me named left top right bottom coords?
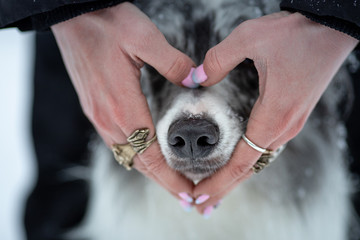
left=203, top=205, right=214, bottom=219
left=178, top=192, right=193, bottom=203
left=214, top=200, right=222, bottom=209
left=192, top=64, right=207, bottom=84
left=195, top=194, right=210, bottom=205
left=181, top=67, right=199, bottom=88
left=179, top=200, right=192, bottom=212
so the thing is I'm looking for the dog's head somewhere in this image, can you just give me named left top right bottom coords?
left=142, top=63, right=258, bottom=181
left=137, top=0, right=269, bottom=181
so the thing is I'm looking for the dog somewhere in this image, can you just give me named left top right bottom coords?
left=70, top=0, right=357, bottom=239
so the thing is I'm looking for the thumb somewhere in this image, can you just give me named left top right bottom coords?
left=134, top=29, right=196, bottom=86
left=197, top=26, right=251, bottom=87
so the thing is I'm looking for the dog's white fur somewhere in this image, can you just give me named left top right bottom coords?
left=69, top=0, right=356, bottom=239
left=74, top=122, right=351, bottom=240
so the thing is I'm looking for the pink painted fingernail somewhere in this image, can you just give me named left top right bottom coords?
left=178, top=192, right=193, bottom=203
left=203, top=205, right=214, bottom=219
left=179, top=200, right=192, bottom=212
left=195, top=194, right=210, bottom=205
left=181, top=67, right=199, bottom=88
left=192, top=64, right=207, bottom=84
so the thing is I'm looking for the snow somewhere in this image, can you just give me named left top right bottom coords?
left=0, top=28, right=36, bottom=240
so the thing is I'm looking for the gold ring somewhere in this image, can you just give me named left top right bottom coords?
left=241, top=134, right=285, bottom=173
left=112, top=128, right=157, bottom=170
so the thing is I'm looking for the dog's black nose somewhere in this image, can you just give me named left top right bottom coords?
left=168, top=118, right=219, bottom=159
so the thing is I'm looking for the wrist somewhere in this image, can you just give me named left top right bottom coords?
left=280, top=1, right=360, bottom=41
left=291, top=13, right=358, bottom=56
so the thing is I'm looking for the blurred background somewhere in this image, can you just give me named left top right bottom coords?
left=0, top=29, right=36, bottom=240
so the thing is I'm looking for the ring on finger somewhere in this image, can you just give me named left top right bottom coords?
left=112, top=128, right=157, bottom=170
left=241, top=134, right=285, bottom=173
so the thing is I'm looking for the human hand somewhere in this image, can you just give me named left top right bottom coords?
left=51, top=3, right=195, bottom=199
left=190, top=12, right=358, bottom=215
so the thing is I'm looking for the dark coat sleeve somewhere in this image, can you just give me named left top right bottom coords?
left=280, top=0, right=360, bottom=40
left=0, top=0, right=129, bottom=31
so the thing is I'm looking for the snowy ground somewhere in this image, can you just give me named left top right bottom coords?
left=0, top=29, right=36, bottom=240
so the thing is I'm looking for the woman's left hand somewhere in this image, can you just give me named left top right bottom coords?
left=190, top=12, right=358, bottom=216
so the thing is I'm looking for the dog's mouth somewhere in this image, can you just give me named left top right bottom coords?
left=167, top=156, right=228, bottom=181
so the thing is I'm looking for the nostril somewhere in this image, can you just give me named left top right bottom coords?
left=167, top=117, right=219, bottom=159
left=197, top=136, right=217, bottom=147
left=170, top=136, right=186, bottom=147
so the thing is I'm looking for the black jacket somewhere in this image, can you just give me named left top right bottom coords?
left=280, top=0, right=360, bottom=40
left=0, top=0, right=129, bottom=31
left=0, top=0, right=359, bottom=40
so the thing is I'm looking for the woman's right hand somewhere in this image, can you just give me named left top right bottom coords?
left=51, top=2, right=195, bottom=200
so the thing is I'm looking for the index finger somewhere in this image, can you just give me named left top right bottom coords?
left=120, top=3, right=195, bottom=85
left=134, top=140, right=194, bottom=196
left=193, top=139, right=261, bottom=199
left=135, top=31, right=196, bottom=85
left=192, top=100, right=284, bottom=200
left=109, top=58, right=194, bottom=196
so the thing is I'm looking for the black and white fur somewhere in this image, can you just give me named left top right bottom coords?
left=71, top=0, right=356, bottom=239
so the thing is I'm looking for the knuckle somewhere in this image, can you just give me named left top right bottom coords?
left=112, top=108, right=127, bottom=129
left=164, top=55, right=189, bottom=82
left=234, top=20, right=255, bottom=42
left=271, top=121, right=287, bottom=140
left=134, top=25, right=161, bottom=53
left=134, top=160, right=149, bottom=174
left=242, top=19, right=265, bottom=36
left=229, top=162, right=248, bottom=180
left=285, top=116, right=307, bottom=141
left=92, top=113, right=110, bottom=133
left=105, top=97, right=125, bottom=128
left=144, top=156, right=164, bottom=175
left=273, top=104, right=299, bottom=134
left=204, top=47, right=223, bottom=74
left=237, top=20, right=253, bottom=35
left=273, top=104, right=307, bottom=142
